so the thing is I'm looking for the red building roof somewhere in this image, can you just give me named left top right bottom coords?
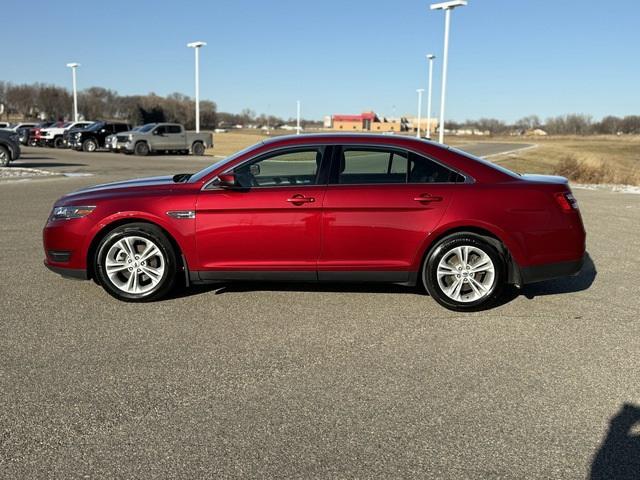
left=333, top=111, right=379, bottom=122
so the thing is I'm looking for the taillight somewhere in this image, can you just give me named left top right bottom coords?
left=554, top=191, right=579, bottom=212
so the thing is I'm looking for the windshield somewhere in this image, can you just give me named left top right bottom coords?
left=448, top=146, right=521, bottom=178
left=86, top=122, right=105, bottom=131
left=189, top=143, right=264, bottom=183
left=139, top=123, right=157, bottom=133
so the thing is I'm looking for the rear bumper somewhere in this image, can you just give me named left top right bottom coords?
left=44, top=261, right=88, bottom=280
left=519, top=255, right=584, bottom=284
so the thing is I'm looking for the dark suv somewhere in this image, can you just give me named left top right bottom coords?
left=0, top=129, right=21, bottom=166
left=68, top=121, right=132, bottom=152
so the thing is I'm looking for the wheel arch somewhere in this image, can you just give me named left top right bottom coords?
left=417, top=223, right=523, bottom=286
left=86, top=217, right=187, bottom=281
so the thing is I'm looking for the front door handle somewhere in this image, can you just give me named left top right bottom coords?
left=413, top=194, right=443, bottom=203
left=287, top=194, right=315, bottom=205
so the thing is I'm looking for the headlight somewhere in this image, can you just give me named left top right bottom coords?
left=128, top=134, right=133, bottom=140
left=50, top=205, right=95, bottom=221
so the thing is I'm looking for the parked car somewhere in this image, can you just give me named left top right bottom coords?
left=105, top=125, right=143, bottom=151
left=43, top=134, right=586, bottom=310
left=27, top=121, right=56, bottom=146
left=62, top=122, right=96, bottom=148
left=41, top=121, right=94, bottom=148
left=115, top=122, right=213, bottom=156
left=0, top=129, right=21, bottom=166
left=68, top=121, right=132, bottom=152
left=1, top=122, right=38, bottom=144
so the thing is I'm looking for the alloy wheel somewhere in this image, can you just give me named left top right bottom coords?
left=436, top=245, right=496, bottom=303
left=103, top=235, right=165, bottom=295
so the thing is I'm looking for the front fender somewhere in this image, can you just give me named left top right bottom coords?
left=81, top=210, right=196, bottom=270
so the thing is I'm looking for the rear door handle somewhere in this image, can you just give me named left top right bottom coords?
left=287, top=194, right=315, bottom=205
left=413, top=194, right=443, bottom=203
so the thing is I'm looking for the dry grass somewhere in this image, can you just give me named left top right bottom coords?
left=490, top=135, right=640, bottom=185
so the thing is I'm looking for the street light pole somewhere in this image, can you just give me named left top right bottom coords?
left=426, top=54, right=436, bottom=139
left=416, top=89, right=424, bottom=138
left=66, top=63, right=80, bottom=122
left=187, top=41, right=207, bottom=133
left=430, top=0, right=467, bottom=144
left=296, top=100, right=301, bottom=135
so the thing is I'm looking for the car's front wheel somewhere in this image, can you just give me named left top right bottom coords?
left=0, top=145, right=10, bottom=166
left=82, top=138, right=97, bottom=152
left=134, top=142, right=150, bottom=156
left=95, top=223, right=177, bottom=302
left=422, top=234, right=505, bottom=311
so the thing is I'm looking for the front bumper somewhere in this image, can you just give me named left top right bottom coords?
left=519, top=255, right=585, bottom=284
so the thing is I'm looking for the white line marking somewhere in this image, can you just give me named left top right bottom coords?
left=482, top=144, right=538, bottom=159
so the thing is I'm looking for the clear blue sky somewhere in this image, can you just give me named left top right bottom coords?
left=2, top=0, right=638, bottom=122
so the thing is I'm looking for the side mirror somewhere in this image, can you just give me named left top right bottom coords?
left=215, top=173, right=237, bottom=188
left=152, top=130, right=160, bottom=135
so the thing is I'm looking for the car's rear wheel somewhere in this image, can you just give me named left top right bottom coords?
left=95, top=223, right=177, bottom=302
left=422, top=234, right=505, bottom=311
left=54, top=137, right=65, bottom=148
left=82, top=138, right=97, bottom=152
left=0, top=145, right=10, bottom=166
left=192, top=142, right=205, bottom=156
left=134, top=141, right=149, bottom=156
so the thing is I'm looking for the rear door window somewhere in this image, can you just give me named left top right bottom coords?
left=408, top=152, right=465, bottom=183
left=336, top=147, right=408, bottom=184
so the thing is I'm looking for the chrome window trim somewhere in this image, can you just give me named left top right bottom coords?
left=201, top=142, right=474, bottom=191
left=333, top=143, right=474, bottom=185
left=202, top=144, right=328, bottom=191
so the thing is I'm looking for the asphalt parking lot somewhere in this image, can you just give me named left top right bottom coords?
left=1, top=145, right=639, bottom=478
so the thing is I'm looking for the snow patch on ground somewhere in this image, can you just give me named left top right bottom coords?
left=574, top=183, right=640, bottom=195
left=0, top=167, right=60, bottom=179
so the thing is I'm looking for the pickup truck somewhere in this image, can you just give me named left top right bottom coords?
left=115, top=123, right=213, bottom=156
left=41, top=121, right=94, bottom=148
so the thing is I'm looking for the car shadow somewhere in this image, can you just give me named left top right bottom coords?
left=169, top=253, right=596, bottom=306
left=168, top=281, right=418, bottom=300
left=590, top=403, right=640, bottom=479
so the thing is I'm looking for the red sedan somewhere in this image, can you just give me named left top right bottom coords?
left=43, top=134, right=585, bottom=311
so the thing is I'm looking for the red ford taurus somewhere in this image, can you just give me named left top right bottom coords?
left=43, top=134, right=585, bottom=311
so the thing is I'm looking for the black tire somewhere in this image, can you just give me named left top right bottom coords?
left=94, top=223, right=178, bottom=302
left=134, top=141, right=150, bottom=156
left=0, top=145, right=10, bottom=167
left=54, top=137, right=65, bottom=148
left=422, top=233, right=505, bottom=312
left=82, top=138, right=97, bottom=152
left=191, top=142, right=205, bottom=156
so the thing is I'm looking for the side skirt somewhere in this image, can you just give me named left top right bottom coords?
left=190, top=270, right=418, bottom=286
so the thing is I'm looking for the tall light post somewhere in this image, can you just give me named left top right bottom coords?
left=187, top=41, right=206, bottom=132
left=416, top=89, right=424, bottom=138
left=66, top=63, right=80, bottom=122
left=426, top=54, right=436, bottom=139
left=296, top=100, right=301, bottom=135
left=430, top=0, right=467, bottom=144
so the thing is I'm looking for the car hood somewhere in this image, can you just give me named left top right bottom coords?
left=73, top=176, right=177, bottom=195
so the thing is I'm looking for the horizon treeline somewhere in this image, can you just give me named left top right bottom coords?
left=1, top=81, right=638, bottom=134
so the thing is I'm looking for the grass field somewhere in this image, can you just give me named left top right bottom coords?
left=207, top=131, right=640, bottom=185
left=489, top=135, right=640, bottom=185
